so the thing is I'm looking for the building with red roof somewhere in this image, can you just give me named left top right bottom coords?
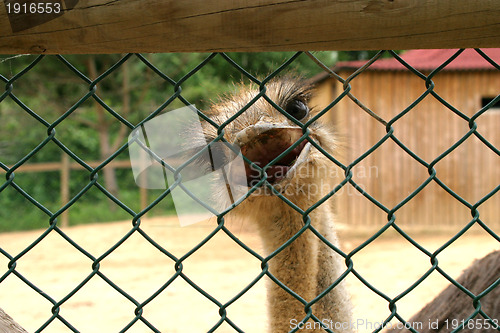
left=312, top=49, right=499, bottom=228
left=333, top=48, right=500, bottom=72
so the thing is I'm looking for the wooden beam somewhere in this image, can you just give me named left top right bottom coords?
left=0, top=307, right=28, bottom=333
left=6, top=160, right=132, bottom=173
left=1, top=0, right=499, bottom=54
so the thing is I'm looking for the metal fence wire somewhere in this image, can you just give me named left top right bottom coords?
left=0, top=50, right=499, bottom=333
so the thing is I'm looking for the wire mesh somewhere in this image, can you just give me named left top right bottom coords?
left=0, top=50, right=499, bottom=332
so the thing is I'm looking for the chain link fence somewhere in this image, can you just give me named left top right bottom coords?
left=0, top=50, right=499, bottom=332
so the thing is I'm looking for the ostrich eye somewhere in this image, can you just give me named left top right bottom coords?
left=285, top=99, right=309, bottom=121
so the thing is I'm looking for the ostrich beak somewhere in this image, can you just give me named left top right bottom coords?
left=233, top=123, right=311, bottom=187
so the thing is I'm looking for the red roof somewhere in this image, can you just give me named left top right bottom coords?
left=334, top=49, right=500, bottom=71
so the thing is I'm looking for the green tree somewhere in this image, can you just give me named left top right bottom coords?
left=0, top=50, right=372, bottom=230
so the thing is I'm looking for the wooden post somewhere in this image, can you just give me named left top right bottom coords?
left=60, top=153, right=70, bottom=228
left=0, top=0, right=499, bottom=54
left=0, top=308, right=28, bottom=333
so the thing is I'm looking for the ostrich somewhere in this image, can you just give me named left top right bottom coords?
left=198, top=77, right=353, bottom=332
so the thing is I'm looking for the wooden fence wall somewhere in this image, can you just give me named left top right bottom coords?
left=313, top=70, right=500, bottom=228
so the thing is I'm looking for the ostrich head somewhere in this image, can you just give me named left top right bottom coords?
left=200, top=77, right=338, bottom=211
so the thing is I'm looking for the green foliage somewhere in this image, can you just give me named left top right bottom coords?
left=0, top=51, right=372, bottom=232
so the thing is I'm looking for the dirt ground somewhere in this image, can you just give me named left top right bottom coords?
left=0, top=216, right=498, bottom=333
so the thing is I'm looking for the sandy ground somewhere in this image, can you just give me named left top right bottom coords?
left=0, top=216, right=498, bottom=333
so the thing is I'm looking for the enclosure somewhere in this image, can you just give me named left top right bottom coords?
left=1, top=1, right=499, bottom=333
left=313, top=48, right=500, bottom=228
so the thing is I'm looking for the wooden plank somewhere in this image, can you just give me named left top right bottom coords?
left=8, top=159, right=132, bottom=173
left=8, top=161, right=62, bottom=172
left=0, top=307, right=27, bottom=333
left=1, top=0, right=499, bottom=54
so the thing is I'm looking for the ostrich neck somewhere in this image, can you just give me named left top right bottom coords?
left=254, top=198, right=353, bottom=333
